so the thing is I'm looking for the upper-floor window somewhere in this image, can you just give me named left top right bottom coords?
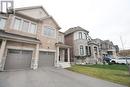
left=29, top=23, right=37, bottom=34
left=13, top=18, right=21, bottom=30
left=84, top=33, right=88, bottom=40
left=0, top=18, right=7, bottom=30
left=22, top=20, right=29, bottom=32
left=80, top=45, right=84, bottom=55
left=43, top=26, right=55, bottom=37
left=13, top=17, right=37, bottom=34
left=58, top=35, right=64, bottom=43
left=79, top=32, right=82, bottom=39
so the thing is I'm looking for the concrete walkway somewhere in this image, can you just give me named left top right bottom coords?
left=0, top=67, right=127, bottom=87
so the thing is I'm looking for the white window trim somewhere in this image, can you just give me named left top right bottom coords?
left=12, top=16, right=37, bottom=34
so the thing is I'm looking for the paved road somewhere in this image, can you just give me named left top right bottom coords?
left=0, top=67, right=127, bottom=87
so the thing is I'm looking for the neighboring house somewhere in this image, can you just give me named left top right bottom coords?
left=93, top=38, right=118, bottom=58
left=118, top=49, right=130, bottom=57
left=0, top=6, right=71, bottom=71
left=65, top=26, right=100, bottom=64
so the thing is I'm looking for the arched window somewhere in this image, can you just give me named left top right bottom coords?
left=80, top=45, right=84, bottom=55
left=79, top=32, right=82, bottom=39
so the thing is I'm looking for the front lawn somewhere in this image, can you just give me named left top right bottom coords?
left=67, top=64, right=130, bottom=86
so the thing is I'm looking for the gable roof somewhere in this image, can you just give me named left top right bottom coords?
left=65, top=26, right=89, bottom=35
left=15, top=6, right=61, bottom=29
left=15, top=6, right=49, bottom=16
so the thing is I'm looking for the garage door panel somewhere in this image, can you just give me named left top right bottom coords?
left=39, top=52, right=55, bottom=67
left=4, top=49, right=32, bottom=70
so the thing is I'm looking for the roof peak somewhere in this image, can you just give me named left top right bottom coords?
left=65, top=26, right=89, bottom=35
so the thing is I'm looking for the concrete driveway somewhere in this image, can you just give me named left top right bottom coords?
left=0, top=67, right=127, bottom=87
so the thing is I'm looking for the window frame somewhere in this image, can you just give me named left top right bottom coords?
left=79, top=32, right=82, bottom=39
left=80, top=45, right=84, bottom=55
left=29, top=23, right=37, bottom=34
left=22, top=20, right=29, bottom=32
left=43, top=26, right=56, bottom=38
left=12, top=16, right=37, bottom=34
left=13, top=17, right=22, bottom=31
left=0, top=17, right=7, bottom=30
left=84, top=33, right=88, bottom=40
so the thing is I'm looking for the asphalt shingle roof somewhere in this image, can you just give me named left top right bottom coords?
left=64, top=26, right=89, bottom=35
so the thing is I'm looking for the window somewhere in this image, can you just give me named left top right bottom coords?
left=86, top=46, right=89, bottom=56
left=84, top=33, right=88, bottom=39
left=80, top=45, right=84, bottom=55
left=0, top=18, right=6, bottom=30
left=94, top=47, right=97, bottom=52
left=29, top=23, right=37, bottom=34
left=89, top=46, right=91, bottom=56
left=79, top=32, right=82, bottom=39
left=22, top=20, right=29, bottom=32
left=43, top=26, right=55, bottom=37
left=58, top=36, right=62, bottom=42
left=13, top=18, right=21, bottom=30
left=13, top=17, right=37, bottom=34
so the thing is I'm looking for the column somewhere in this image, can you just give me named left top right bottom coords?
left=56, top=46, right=59, bottom=67
left=0, top=40, right=7, bottom=71
left=62, top=50, right=65, bottom=62
left=33, top=44, right=39, bottom=70
left=67, top=48, right=70, bottom=62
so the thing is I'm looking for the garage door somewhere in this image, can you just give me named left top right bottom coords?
left=39, top=52, right=55, bottom=67
left=4, top=49, right=32, bottom=70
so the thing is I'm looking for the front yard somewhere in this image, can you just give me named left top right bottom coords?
left=67, top=64, right=130, bottom=86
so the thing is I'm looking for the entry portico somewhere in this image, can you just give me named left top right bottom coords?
left=56, top=43, right=71, bottom=68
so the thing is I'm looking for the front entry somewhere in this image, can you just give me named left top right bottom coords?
left=4, top=49, right=32, bottom=70
left=39, top=52, right=55, bottom=67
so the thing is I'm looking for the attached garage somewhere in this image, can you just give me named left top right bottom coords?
left=39, top=52, right=55, bottom=67
left=4, top=49, right=32, bottom=70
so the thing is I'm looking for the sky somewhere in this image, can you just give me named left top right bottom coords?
left=11, top=0, right=130, bottom=49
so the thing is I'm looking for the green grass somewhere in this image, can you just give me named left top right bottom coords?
left=67, top=64, right=130, bottom=86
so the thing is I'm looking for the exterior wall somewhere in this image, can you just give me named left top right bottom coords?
left=88, top=44, right=100, bottom=63
left=73, top=31, right=88, bottom=56
left=73, top=39, right=88, bottom=56
left=65, top=34, right=74, bottom=62
left=37, top=18, right=58, bottom=51
left=6, top=41, right=36, bottom=49
left=58, top=32, right=64, bottom=44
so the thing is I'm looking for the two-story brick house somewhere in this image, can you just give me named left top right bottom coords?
left=65, top=26, right=100, bottom=64
left=0, top=6, right=71, bottom=71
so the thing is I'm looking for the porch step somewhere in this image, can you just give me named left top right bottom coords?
left=59, top=62, right=71, bottom=68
